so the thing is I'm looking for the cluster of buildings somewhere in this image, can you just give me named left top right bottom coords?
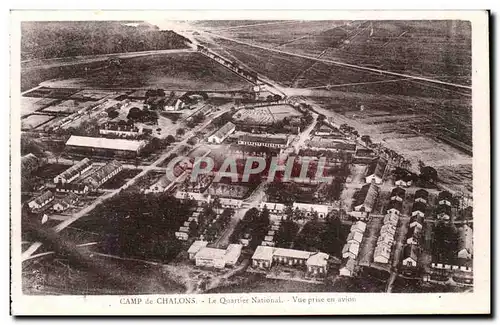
left=175, top=207, right=204, bottom=241
left=83, top=160, right=123, bottom=190
left=52, top=192, right=79, bottom=212
left=188, top=241, right=243, bottom=269
left=428, top=223, right=473, bottom=285
left=99, top=120, right=143, bottom=137
left=54, top=158, right=92, bottom=184
left=400, top=192, right=427, bottom=270
left=27, top=190, right=54, bottom=212
left=259, top=218, right=281, bottom=247
left=351, top=183, right=380, bottom=220
left=340, top=221, right=367, bottom=277
left=207, top=122, right=236, bottom=144
left=54, top=158, right=123, bottom=193
left=365, top=158, right=388, bottom=185
left=373, top=200, right=401, bottom=264
left=436, top=191, right=453, bottom=221
left=394, top=169, right=416, bottom=187
left=27, top=158, right=125, bottom=214
left=251, top=246, right=329, bottom=277
left=259, top=202, right=330, bottom=220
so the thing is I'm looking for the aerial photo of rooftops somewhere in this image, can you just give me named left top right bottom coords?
left=19, top=19, right=473, bottom=295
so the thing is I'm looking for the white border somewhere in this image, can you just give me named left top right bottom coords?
left=9, top=10, right=490, bottom=316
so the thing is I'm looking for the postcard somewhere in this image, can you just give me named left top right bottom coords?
left=10, top=10, right=490, bottom=315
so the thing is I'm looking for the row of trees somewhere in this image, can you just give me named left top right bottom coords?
left=22, top=21, right=190, bottom=60
left=231, top=207, right=270, bottom=249
left=293, top=214, right=348, bottom=258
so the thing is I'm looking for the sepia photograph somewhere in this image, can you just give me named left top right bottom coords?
left=10, top=10, right=490, bottom=315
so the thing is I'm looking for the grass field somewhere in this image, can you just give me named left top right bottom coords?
left=32, top=163, right=69, bottom=180
left=21, top=114, right=55, bottom=130
left=37, top=52, right=253, bottom=91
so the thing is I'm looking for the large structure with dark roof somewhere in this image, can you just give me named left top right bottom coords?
left=411, top=202, right=427, bottom=217
left=386, top=200, right=403, bottom=215
left=27, top=190, right=54, bottom=211
left=207, top=122, right=236, bottom=144
left=55, top=182, right=90, bottom=194
left=238, top=134, right=290, bottom=149
left=438, top=191, right=453, bottom=206
left=390, top=187, right=406, bottom=201
left=402, top=245, right=419, bottom=267
left=53, top=158, right=93, bottom=184
left=353, top=183, right=380, bottom=213
left=414, top=189, right=429, bottom=203
left=365, top=158, right=388, bottom=184
left=83, top=160, right=123, bottom=190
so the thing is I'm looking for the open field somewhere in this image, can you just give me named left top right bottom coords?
left=308, top=97, right=472, bottom=194
left=21, top=97, right=59, bottom=115
left=208, top=20, right=471, bottom=86
left=41, top=99, right=96, bottom=114
left=37, top=52, right=253, bottom=91
left=21, top=115, right=55, bottom=130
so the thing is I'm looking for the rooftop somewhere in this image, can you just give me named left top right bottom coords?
left=252, top=246, right=275, bottom=260
left=239, top=133, right=289, bottom=145
left=306, top=252, right=329, bottom=267
left=66, top=135, right=146, bottom=152
left=366, top=158, right=388, bottom=178
left=211, top=122, right=236, bottom=139
left=188, top=241, right=208, bottom=255
left=195, top=247, right=226, bottom=260
left=224, top=244, right=243, bottom=264
left=273, top=248, right=312, bottom=260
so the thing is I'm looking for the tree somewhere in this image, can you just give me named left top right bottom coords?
left=166, top=135, right=176, bottom=144
left=293, top=207, right=305, bottom=222
left=361, top=135, right=372, bottom=146
left=127, top=107, right=143, bottom=120
left=189, top=220, right=198, bottom=238
left=420, top=166, right=438, bottom=184
left=108, top=110, right=119, bottom=119
left=211, top=196, right=221, bottom=213
left=275, top=218, right=298, bottom=247
left=176, top=128, right=185, bottom=136
left=220, top=208, right=233, bottom=226
left=273, top=94, right=282, bottom=102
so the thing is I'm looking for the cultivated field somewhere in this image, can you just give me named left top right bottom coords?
left=21, top=114, right=54, bottom=130
left=206, top=20, right=471, bottom=85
